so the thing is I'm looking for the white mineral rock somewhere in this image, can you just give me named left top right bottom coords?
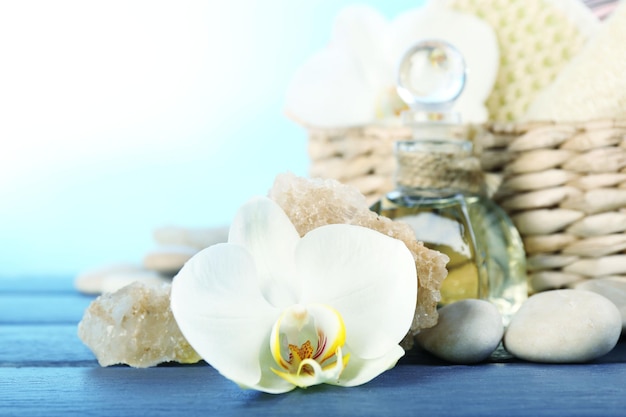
left=415, top=299, right=504, bottom=364
left=504, top=289, right=621, bottom=363
left=78, top=282, right=201, bottom=367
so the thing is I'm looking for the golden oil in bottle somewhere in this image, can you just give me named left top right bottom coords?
left=373, top=39, right=527, bottom=323
left=371, top=185, right=527, bottom=324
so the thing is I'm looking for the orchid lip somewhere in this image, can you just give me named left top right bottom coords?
left=270, top=303, right=350, bottom=388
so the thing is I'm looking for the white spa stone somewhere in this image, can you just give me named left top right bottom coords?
left=143, top=245, right=198, bottom=275
left=571, top=278, right=626, bottom=332
left=504, top=289, right=621, bottom=363
left=75, top=264, right=171, bottom=295
left=100, top=270, right=170, bottom=294
left=74, top=263, right=142, bottom=295
left=415, top=299, right=504, bottom=364
left=153, top=225, right=229, bottom=250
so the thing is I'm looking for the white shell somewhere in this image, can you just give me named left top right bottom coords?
left=415, top=299, right=503, bottom=364
left=100, top=270, right=170, bottom=294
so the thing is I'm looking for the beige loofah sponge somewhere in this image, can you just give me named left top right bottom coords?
left=444, top=0, right=598, bottom=121
left=524, top=1, right=626, bottom=122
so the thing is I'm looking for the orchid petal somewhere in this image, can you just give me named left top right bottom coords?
left=332, top=345, right=405, bottom=387
left=236, top=336, right=297, bottom=394
left=170, top=244, right=281, bottom=390
left=297, top=224, right=417, bottom=360
left=284, top=5, right=392, bottom=128
left=284, top=46, right=380, bottom=127
left=330, top=5, right=393, bottom=92
left=228, top=197, right=300, bottom=308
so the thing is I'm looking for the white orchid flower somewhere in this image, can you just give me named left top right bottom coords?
left=170, top=196, right=417, bottom=394
left=284, top=1, right=498, bottom=127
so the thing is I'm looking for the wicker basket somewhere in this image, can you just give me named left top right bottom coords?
left=308, top=125, right=409, bottom=203
left=308, top=119, right=626, bottom=292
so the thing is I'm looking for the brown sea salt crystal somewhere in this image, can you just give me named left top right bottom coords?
left=78, top=282, right=201, bottom=367
left=268, top=172, right=449, bottom=349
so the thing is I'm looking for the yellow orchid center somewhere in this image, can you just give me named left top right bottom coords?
left=270, top=303, right=350, bottom=388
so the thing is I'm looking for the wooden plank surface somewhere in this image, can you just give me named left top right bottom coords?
left=1, top=362, right=625, bottom=417
left=0, top=275, right=625, bottom=417
left=0, top=276, right=76, bottom=293
left=0, top=325, right=96, bottom=365
left=0, top=294, right=94, bottom=324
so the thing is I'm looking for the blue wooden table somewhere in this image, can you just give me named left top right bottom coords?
left=1, top=275, right=625, bottom=417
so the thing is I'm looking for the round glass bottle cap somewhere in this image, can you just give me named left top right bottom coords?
left=397, top=40, right=466, bottom=112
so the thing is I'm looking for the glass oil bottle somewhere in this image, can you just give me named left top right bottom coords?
left=371, top=40, right=527, bottom=324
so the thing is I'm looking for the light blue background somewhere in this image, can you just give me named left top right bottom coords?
left=0, top=0, right=424, bottom=277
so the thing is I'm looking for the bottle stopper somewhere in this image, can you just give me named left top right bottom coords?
left=397, top=39, right=466, bottom=124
